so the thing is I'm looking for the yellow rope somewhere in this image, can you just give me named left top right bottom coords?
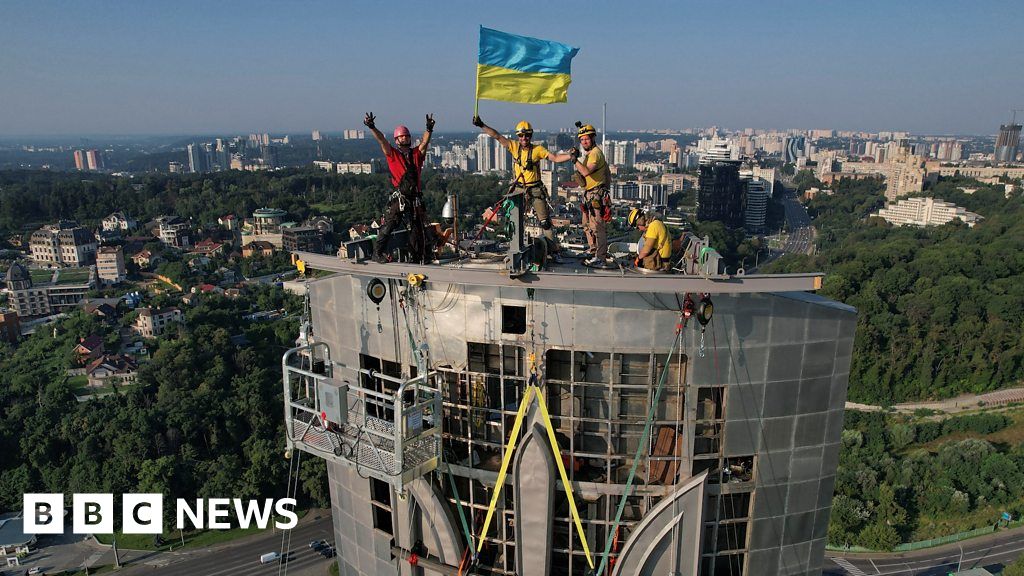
left=535, top=387, right=595, bottom=568
left=476, top=385, right=535, bottom=551
left=474, top=384, right=594, bottom=569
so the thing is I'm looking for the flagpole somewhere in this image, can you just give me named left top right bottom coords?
left=474, top=70, right=481, bottom=118
left=474, top=26, right=481, bottom=118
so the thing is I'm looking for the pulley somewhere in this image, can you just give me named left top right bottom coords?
left=367, top=278, right=387, bottom=304
left=696, top=295, right=714, bottom=327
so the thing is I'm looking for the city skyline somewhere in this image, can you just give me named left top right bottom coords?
left=2, top=1, right=1023, bottom=136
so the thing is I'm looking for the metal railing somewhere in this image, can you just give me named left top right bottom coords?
left=282, top=342, right=441, bottom=493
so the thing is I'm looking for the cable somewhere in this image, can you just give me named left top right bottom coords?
left=596, top=313, right=685, bottom=576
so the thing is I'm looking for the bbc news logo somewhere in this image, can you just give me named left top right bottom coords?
left=24, top=494, right=298, bottom=534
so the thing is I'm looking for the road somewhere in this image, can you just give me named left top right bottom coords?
left=780, top=187, right=815, bottom=255
left=847, top=386, right=1024, bottom=415
left=825, top=525, right=1024, bottom=575
left=109, top=516, right=337, bottom=576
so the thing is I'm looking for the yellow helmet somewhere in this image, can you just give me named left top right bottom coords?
left=627, top=208, right=644, bottom=228
left=515, top=121, right=534, bottom=136
left=577, top=123, right=597, bottom=138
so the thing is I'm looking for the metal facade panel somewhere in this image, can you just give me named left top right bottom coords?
left=306, top=269, right=858, bottom=576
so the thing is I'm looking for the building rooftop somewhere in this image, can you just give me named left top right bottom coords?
left=295, top=252, right=824, bottom=295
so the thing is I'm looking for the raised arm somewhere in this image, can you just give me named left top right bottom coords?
left=472, top=116, right=509, bottom=148
left=418, top=114, right=434, bottom=154
left=363, top=112, right=390, bottom=156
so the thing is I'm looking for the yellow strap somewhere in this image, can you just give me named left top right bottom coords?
left=475, top=384, right=594, bottom=569
left=535, top=388, right=595, bottom=569
left=476, top=385, right=534, bottom=552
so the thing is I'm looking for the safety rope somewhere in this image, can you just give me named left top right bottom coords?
left=277, top=448, right=302, bottom=576
left=444, top=465, right=475, bottom=555
left=595, top=310, right=684, bottom=576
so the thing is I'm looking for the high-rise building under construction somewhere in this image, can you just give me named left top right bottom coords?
left=995, top=123, right=1021, bottom=163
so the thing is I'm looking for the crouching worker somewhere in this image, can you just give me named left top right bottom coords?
left=627, top=208, right=673, bottom=272
left=365, top=112, right=434, bottom=264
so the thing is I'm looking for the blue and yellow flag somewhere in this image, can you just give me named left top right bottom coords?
left=476, top=26, right=579, bottom=105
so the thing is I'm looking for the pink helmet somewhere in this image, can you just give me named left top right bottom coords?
left=393, top=125, right=411, bottom=138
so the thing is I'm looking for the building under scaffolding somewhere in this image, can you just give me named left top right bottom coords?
left=283, top=252, right=856, bottom=576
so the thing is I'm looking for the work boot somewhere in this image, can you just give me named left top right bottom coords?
left=373, top=252, right=388, bottom=264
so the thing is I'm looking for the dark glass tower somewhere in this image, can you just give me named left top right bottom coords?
left=697, top=160, right=744, bottom=228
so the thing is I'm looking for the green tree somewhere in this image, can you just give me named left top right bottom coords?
left=858, top=522, right=900, bottom=551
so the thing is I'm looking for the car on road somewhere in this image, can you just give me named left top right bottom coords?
left=319, top=546, right=336, bottom=559
left=259, top=551, right=280, bottom=564
left=309, top=539, right=325, bottom=550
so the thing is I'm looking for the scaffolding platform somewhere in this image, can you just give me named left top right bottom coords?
left=283, top=342, right=441, bottom=493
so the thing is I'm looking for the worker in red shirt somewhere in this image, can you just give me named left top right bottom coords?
left=364, top=112, right=435, bottom=263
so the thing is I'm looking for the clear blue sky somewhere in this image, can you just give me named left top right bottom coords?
left=2, top=1, right=1022, bottom=136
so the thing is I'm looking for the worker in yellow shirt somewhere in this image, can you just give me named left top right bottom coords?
left=627, top=208, right=673, bottom=272
left=570, top=123, right=613, bottom=266
left=472, top=116, right=575, bottom=262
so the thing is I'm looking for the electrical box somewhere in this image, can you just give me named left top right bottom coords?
left=317, top=379, right=349, bottom=426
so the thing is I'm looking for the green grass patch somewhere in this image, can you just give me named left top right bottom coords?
left=67, top=374, right=89, bottom=389
left=329, top=561, right=339, bottom=575
left=30, top=268, right=55, bottom=283
left=57, top=565, right=118, bottom=575
left=56, top=267, right=93, bottom=285
left=74, top=385, right=115, bottom=397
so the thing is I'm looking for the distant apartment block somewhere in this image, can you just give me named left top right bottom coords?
left=660, top=173, right=698, bottom=194
left=30, top=221, right=98, bottom=267
left=5, top=262, right=95, bottom=317
left=740, top=174, right=770, bottom=233
left=927, top=163, right=1024, bottom=180
left=640, top=182, right=668, bottom=206
left=343, top=129, right=366, bottom=140
left=96, top=246, right=126, bottom=285
left=697, top=151, right=744, bottom=228
left=875, top=197, right=981, bottom=228
left=313, top=160, right=335, bottom=171
left=73, top=149, right=104, bottom=171
left=885, top=147, right=929, bottom=201
left=282, top=226, right=326, bottom=254
left=312, top=130, right=324, bottom=141
left=156, top=215, right=192, bottom=249
left=133, top=307, right=184, bottom=338
left=610, top=181, right=640, bottom=201
left=86, top=149, right=104, bottom=171
left=337, top=162, right=379, bottom=175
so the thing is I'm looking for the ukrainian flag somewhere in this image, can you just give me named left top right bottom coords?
left=476, top=26, right=579, bottom=104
